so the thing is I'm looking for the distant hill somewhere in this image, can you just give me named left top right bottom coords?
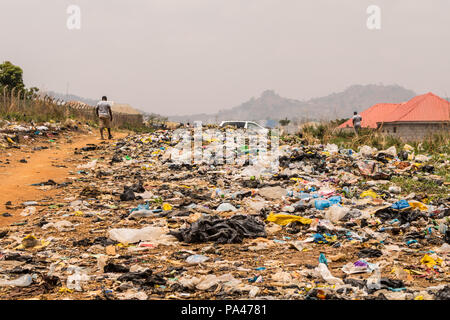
left=168, top=84, right=417, bottom=124
left=44, top=91, right=98, bottom=106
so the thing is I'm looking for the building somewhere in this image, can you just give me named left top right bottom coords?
left=338, top=92, right=450, bottom=140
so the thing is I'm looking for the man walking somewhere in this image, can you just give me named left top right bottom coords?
left=352, top=111, right=362, bottom=135
left=95, top=96, right=113, bottom=140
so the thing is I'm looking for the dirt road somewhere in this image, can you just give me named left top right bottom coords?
left=0, top=131, right=128, bottom=227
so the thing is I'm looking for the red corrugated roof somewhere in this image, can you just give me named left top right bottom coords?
left=338, top=103, right=399, bottom=129
left=338, top=92, right=450, bottom=129
left=379, top=92, right=450, bottom=123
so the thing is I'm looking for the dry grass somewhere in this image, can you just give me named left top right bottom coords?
left=0, top=90, right=147, bottom=132
left=299, top=121, right=449, bottom=154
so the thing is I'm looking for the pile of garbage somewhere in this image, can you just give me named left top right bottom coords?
left=0, top=119, right=87, bottom=153
left=0, top=129, right=448, bottom=300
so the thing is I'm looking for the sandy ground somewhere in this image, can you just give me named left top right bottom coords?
left=0, top=130, right=128, bottom=227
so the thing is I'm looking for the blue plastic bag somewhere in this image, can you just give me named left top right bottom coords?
left=391, top=200, right=410, bottom=210
left=328, top=196, right=342, bottom=205
left=315, top=199, right=331, bottom=210
left=319, top=253, right=328, bottom=266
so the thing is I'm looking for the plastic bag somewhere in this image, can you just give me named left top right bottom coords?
left=359, top=145, right=377, bottom=157
left=271, top=271, right=293, bottom=284
left=382, top=146, right=397, bottom=157
left=20, top=206, right=36, bottom=217
left=216, top=203, right=237, bottom=212
left=342, top=260, right=373, bottom=274
left=366, top=265, right=381, bottom=290
left=324, top=144, right=338, bottom=154
left=315, top=263, right=343, bottom=285
left=128, top=209, right=155, bottom=219
left=325, top=205, right=350, bottom=222
left=108, top=226, right=176, bottom=244
left=391, top=200, right=410, bottom=210
left=67, top=271, right=90, bottom=292
left=414, top=154, right=430, bottom=162
left=388, top=186, right=402, bottom=194
left=408, top=200, right=428, bottom=211
left=266, top=212, right=312, bottom=226
left=42, top=220, right=74, bottom=232
left=258, top=186, right=286, bottom=200
left=315, top=199, right=331, bottom=210
left=420, top=254, right=442, bottom=268
left=328, top=196, right=342, bottom=205
left=77, top=160, right=97, bottom=169
left=186, top=254, right=209, bottom=265
left=0, top=274, right=33, bottom=287
left=360, top=190, right=378, bottom=199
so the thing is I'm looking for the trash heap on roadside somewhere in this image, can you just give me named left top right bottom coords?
left=0, top=128, right=448, bottom=300
left=0, top=119, right=90, bottom=163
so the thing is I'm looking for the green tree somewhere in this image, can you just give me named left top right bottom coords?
left=0, top=61, right=25, bottom=91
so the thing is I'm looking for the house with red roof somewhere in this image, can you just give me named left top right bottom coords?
left=338, top=92, right=449, bottom=140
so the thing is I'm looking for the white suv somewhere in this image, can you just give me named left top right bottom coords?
left=219, top=121, right=268, bottom=133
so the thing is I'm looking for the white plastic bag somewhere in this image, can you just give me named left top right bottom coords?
left=325, top=205, right=350, bottom=222
left=315, top=263, right=344, bottom=285
left=108, top=226, right=176, bottom=244
left=216, top=203, right=237, bottom=212
left=186, top=254, right=209, bottom=265
left=324, top=144, right=339, bottom=154
left=77, top=160, right=97, bottom=169
left=0, top=274, right=33, bottom=287
left=67, top=272, right=90, bottom=292
left=366, top=265, right=381, bottom=290
left=20, top=206, right=36, bottom=217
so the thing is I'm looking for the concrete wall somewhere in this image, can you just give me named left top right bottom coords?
left=380, top=122, right=449, bottom=141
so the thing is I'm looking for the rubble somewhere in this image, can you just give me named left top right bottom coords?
left=0, top=127, right=448, bottom=300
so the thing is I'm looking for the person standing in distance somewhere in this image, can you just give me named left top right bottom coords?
left=95, top=96, right=113, bottom=140
left=352, top=111, right=362, bottom=135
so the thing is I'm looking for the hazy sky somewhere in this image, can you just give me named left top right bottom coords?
left=1, top=0, right=449, bottom=115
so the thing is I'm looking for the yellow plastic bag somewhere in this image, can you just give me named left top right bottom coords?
left=408, top=200, right=428, bottom=211
left=59, top=288, right=74, bottom=294
left=403, top=144, right=414, bottom=152
left=140, top=137, right=152, bottom=144
left=360, top=190, right=378, bottom=199
left=16, top=235, right=50, bottom=250
left=420, top=254, right=442, bottom=268
left=266, top=212, right=312, bottom=226
left=6, top=137, right=16, bottom=144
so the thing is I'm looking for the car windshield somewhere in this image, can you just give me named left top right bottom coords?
left=223, top=122, right=245, bottom=128
left=247, top=123, right=261, bottom=130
